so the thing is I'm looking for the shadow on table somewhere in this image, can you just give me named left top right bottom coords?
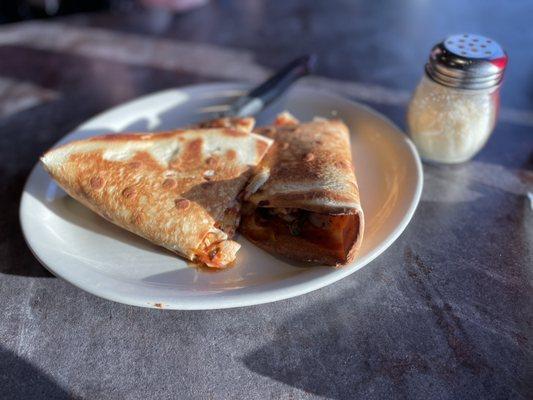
left=0, top=346, right=80, bottom=400
left=240, top=290, right=484, bottom=399
left=242, top=223, right=532, bottom=400
left=242, top=292, right=408, bottom=399
left=1, top=165, right=54, bottom=277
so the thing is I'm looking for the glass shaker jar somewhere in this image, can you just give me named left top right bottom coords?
left=407, top=34, right=508, bottom=164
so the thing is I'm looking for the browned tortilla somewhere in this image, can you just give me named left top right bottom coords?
left=195, top=116, right=255, bottom=132
left=41, top=122, right=272, bottom=268
left=240, top=113, right=364, bottom=266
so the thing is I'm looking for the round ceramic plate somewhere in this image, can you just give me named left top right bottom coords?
left=20, top=83, right=423, bottom=309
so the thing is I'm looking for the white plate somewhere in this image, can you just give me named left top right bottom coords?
left=20, top=83, right=422, bottom=309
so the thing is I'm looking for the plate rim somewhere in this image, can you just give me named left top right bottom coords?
left=19, top=82, right=423, bottom=310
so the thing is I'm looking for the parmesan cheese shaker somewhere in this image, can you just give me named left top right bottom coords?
left=407, top=34, right=508, bottom=164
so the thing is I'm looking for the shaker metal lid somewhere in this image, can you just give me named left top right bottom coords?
left=425, top=33, right=508, bottom=90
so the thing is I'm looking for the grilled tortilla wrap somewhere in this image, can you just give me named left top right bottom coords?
left=41, top=122, right=272, bottom=268
left=240, top=113, right=364, bottom=266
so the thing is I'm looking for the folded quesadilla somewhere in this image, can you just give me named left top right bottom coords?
left=240, top=113, right=364, bottom=266
left=41, top=120, right=273, bottom=268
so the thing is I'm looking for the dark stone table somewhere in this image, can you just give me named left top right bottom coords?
left=1, top=1, right=532, bottom=399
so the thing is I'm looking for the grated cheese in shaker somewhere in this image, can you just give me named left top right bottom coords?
left=407, top=34, right=507, bottom=164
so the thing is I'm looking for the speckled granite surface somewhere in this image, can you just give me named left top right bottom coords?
left=0, top=1, right=532, bottom=399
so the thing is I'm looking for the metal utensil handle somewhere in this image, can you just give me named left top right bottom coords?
left=225, top=54, right=316, bottom=117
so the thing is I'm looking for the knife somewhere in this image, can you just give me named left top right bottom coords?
left=219, top=54, right=316, bottom=118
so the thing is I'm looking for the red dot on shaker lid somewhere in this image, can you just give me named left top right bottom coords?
left=490, top=54, right=508, bottom=70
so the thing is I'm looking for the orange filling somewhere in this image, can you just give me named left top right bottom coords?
left=195, top=240, right=240, bottom=269
left=248, top=208, right=358, bottom=259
